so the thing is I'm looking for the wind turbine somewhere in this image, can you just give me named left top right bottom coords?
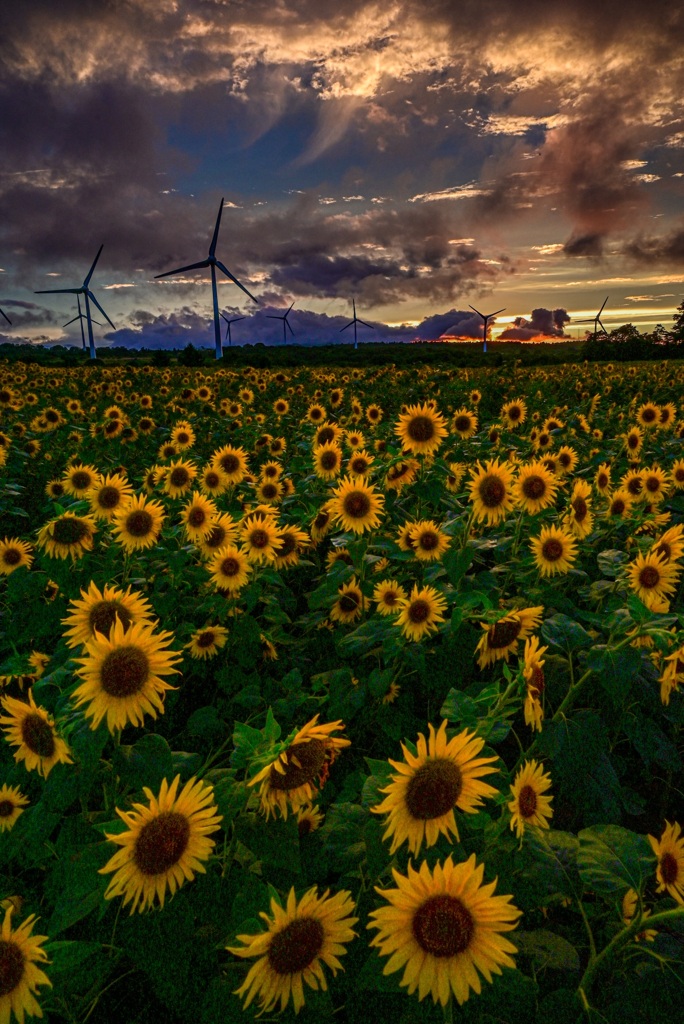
left=267, top=301, right=295, bottom=344
left=469, top=304, right=506, bottom=354
left=154, top=197, right=258, bottom=360
left=35, top=245, right=114, bottom=359
left=0, top=308, right=11, bottom=326
left=340, top=299, right=374, bottom=350
left=63, top=294, right=101, bottom=351
left=574, top=296, right=609, bottom=342
left=220, top=312, right=244, bottom=347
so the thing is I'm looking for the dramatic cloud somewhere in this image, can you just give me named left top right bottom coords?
left=623, top=225, right=684, bottom=266
left=499, top=307, right=570, bottom=341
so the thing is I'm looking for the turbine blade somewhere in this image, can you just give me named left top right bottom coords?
left=357, top=320, right=375, bottom=329
left=469, top=304, right=484, bottom=317
left=488, top=307, right=506, bottom=317
left=286, top=320, right=295, bottom=337
left=87, top=290, right=115, bottom=329
left=598, top=296, right=609, bottom=315
left=62, top=315, right=80, bottom=327
left=286, top=301, right=295, bottom=314
left=34, top=288, right=82, bottom=295
left=598, top=320, right=608, bottom=334
left=232, top=316, right=245, bottom=324
left=154, top=260, right=209, bottom=279
left=220, top=312, right=229, bottom=323
left=215, top=260, right=259, bottom=303
left=83, top=244, right=104, bottom=286
left=340, top=322, right=352, bottom=332
left=0, top=309, right=11, bottom=325
left=209, top=198, right=224, bottom=257
left=266, top=315, right=281, bottom=321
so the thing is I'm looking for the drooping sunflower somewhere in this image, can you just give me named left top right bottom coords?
left=373, top=579, right=407, bottom=616
left=36, top=512, right=97, bottom=561
left=62, top=580, right=155, bottom=649
left=0, top=784, right=29, bottom=832
left=395, top=403, right=448, bottom=456
left=0, top=691, right=73, bottom=778
left=501, top=399, right=527, bottom=429
left=330, top=578, right=366, bottom=624
left=196, top=513, right=238, bottom=559
left=0, top=906, right=51, bottom=1022
left=248, top=716, right=350, bottom=820
left=72, top=618, right=181, bottom=732
left=627, top=550, right=678, bottom=611
left=395, top=584, right=448, bottom=642
left=186, top=624, right=229, bottom=659
left=530, top=525, right=578, bottom=577
left=112, top=494, right=165, bottom=552
left=99, top=775, right=222, bottom=914
left=476, top=606, right=543, bottom=669
left=647, top=820, right=684, bottom=905
left=329, top=476, right=385, bottom=534
left=229, top=886, right=358, bottom=1016
left=240, top=513, right=283, bottom=563
left=508, top=760, right=553, bottom=838
left=565, top=479, right=594, bottom=539
left=514, top=461, right=558, bottom=515
left=451, top=408, right=478, bottom=439
left=468, top=460, right=516, bottom=526
left=368, top=855, right=521, bottom=1007
left=445, top=461, right=466, bottom=493
left=385, top=459, right=420, bottom=492
left=313, top=442, right=343, bottom=481
left=0, top=537, right=33, bottom=575
left=180, top=492, right=217, bottom=542
left=372, top=721, right=498, bottom=854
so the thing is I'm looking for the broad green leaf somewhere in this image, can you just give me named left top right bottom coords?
left=541, top=614, right=592, bottom=653
left=577, top=824, right=655, bottom=894
left=514, top=929, right=580, bottom=971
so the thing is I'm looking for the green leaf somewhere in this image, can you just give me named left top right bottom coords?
left=541, top=614, right=592, bottom=654
left=231, top=720, right=265, bottom=769
left=442, top=544, right=474, bottom=587
left=585, top=645, right=642, bottom=704
left=187, top=705, right=227, bottom=741
left=523, top=828, right=580, bottom=899
left=440, top=688, right=478, bottom=727
left=233, top=813, right=301, bottom=875
left=514, top=929, right=580, bottom=971
left=597, top=549, right=630, bottom=577
left=113, top=732, right=174, bottom=792
left=577, top=824, right=656, bottom=895
left=45, top=940, right=103, bottom=975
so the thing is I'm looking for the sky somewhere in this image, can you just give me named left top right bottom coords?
left=0, top=0, right=683, bottom=349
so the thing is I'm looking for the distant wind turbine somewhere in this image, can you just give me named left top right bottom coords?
left=573, top=296, right=609, bottom=342
left=155, top=197, right=258, bottom=360
left=220, top=312, right=244, bottom=347
left=267, top=302, right=295, bottom=344
left=469, top=304, right=506, bottom=354
left=35, top=245, right=114, bottom=359
left=63, top=294, right=102, bottom=351
left=340, top=299, right=374, bottom=350
left=0, top=308, right=11, bottom=326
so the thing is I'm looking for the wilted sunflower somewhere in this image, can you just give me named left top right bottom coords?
left=330, top=578, right=366, bottom=624
left=36, top=512, right=97, bottom=561
left=648, top=821, right=684, bottom=905
left=100, top=775, right=222, bottom=913
left=508, top=760, right=553, bottom=838
left=514, top=461, right=558, bottom=515
left=88, top=472, right=134, bottom=521
left=0, top=784, right=29, bottom=832
left=208, top=545, right=252, bottom=593
left=476, top=606, right=543, bottom=669
left=0, top=691, right=72, bottom=778
left=112, top=494, right=165, bottom=552
left=329, top=476, right=385, bottom=534
left=248, top=716, right=350, bottom=819
left=451, top=408, right=478, bottom=439
left=373, top=579, right=407, bottom=615
left=313, top=442, right=343, bottom=481
left=372, top=721, right=498, bottom=854
left=565, top=479, right=593, bottom=539
left=501, top=399, right=527, bottom=429
left=186, top=624, right=229, bottom=659
left=72, top=618, right=181, bottom=732
left=180, top=492, right=217, bottom=542
left=385, top=459, right=419, bottom=492
left=395, top=403, right=448, bottom=456
left=62, top=580, right=155, bottom=648
left=0, top=906, right=51, bottom=1023
left=522, top=636, right=547, bottom=733
left=240, top=513, right=283, bottom=563
left=0, top=537, right=33, bottom=575
left=229, top=886, right=357, bottom=1016
left=468, top=460, right=516, bottom=526
left=627, top=550, right=678, bottom=611
left=530, top=525, right=578, bottom=577
left=368, top=855, right=521, bottom=1007
left=396, top=584, right=447, bottom=642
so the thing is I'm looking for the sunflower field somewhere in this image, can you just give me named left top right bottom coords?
left=0, top=356, right=683, bottom=1024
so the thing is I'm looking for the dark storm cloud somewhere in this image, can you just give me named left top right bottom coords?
left=499, top=307, right=570, bottom=341
left=622, top=225, right=684, bottom=265
left=562, top=233, right=605, bottom=258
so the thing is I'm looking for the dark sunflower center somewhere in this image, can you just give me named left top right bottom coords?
left=188, top=508, right=207, bottom=527
left=220, top=557, right=240, bottom=576
left=642, top=408, right=657, bottom=423
left=653, top=542, right=670, bottom=561
left=0, top=798, right=16, bottom=819
left=405, top=758, right=463, bottom=820
left=343, top=492, right=371, bottom=518
left=170, top=468, right=190, bottom=488
left=639, top=566, right=661, bottom=590
left=488, top=618, right=522, bottom=649
left=522, top=475, right=546, bottom=500
left=52, top=517, right=90, bottom=545
left=196, top=631, right=215, bottom=648
left=645, top=476, right=660, bottom=493
left=317, top=427, right=335, bottom=445
left=314, top=511, right=330, bottom=530
left=407, top=415, right=435, bottom=443
left=205, top=472, right=221, bottom=488
left=675, top=469, right=684, bottom=482
left=268, top=739, right=327, bottom=791
left=249, top=528, right=270, bottom=549
left=205, top=525, right=227, bottom=549
left=21, top=713, right=56, bottom=759
left=479, top=475, right=506, bottom=508
left=598, top=473, right=608, bottom=489
left=89, top=600, right=133, bottom=636
left=338, top=591, right=360, bottom=613
left=627, top=434, right=639, bottom=449
left=319, top=451, right=338, bottom=471
left=278, top=533, right=297, bottom=557
left=0, top=939, right=25, bottom=998
left=98, top=486, right=121, bottom=509
left=572, top=497, right=588, bottom=520
left=351, top=458, right=368, bottom=474
left=508, top=406, right=522, bottom=421
left=611, top=498, right=626, bottom=515
left=261, top=483, right=279, bottom=500
left=627, top=477, right=643, bottom=496
left=99, top=646, right=149, bottom=698
left=2, top=548, right=21, bottom=566
left=529, top=665, right=545, bottom=693
left=659, top=852, right=679, bottom=885
left=542, top=539, right=564, bottom=562
left=559, top=453, right=571, bottom=467
left=310, top=408, right=323, bottom=421
left=455, top=415, right=471, bottom=432
left=176, top=432, right=190, bottom=444
left=418, top=531, right=439, bottom=551
left=408, top=599, right=430, bottom=624
left=71, top=470, right=92, bottom=490
left=267, top=917, right=325, bottom=975
left=125, top=510, right=154, bottom=538
left=518, top=784, right=538, bottom=817
left=263, top=466, right=278, bottom=478
left=412, top=895, right=474, bottom=957
left=133, top=811, right=190, bottom=875
left=162, top=445, right=176, bottom=458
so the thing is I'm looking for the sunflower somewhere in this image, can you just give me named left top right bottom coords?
left=0, top=690, right=72, bottom=778
left=641, top=466, right=670, bottom=504
left=624, top=426, right=643, bottom=457
left=0, top=537, right=33, bottom=575
left=45, top=479, right=65, bottom=499
left=273, top=397, right=290, bottom=416
left=36, top=512, right=97, bottom=561
left=621, top=888, right=657, bottom=942
left=371, top=722, right=498, bottom=854
left=514, top=461, right=558, bottom=515
left=313, top=442, right=343, bottom=481
left=508, top=760, right=553, bottom=838
left=196, top=513, right=238, bottom=559
left=648, top=821, right=684, bottom=905
left=606, top=488, right=634, bottom=519
left=368, top=854, right=521, bottom=1007
left=62, top=580, right=155, bottom=648
left=530, top=526, right=578, bottom=577
left=88, top=472, right=134, bottom=521
left=0, top=906, right=51, bottom=1022
left=347, top=448, right=374, bottom=477
left=313, top=422, right=342, bottom=447
left=158, top=441, right=179, bottom=461
left=186, top=624, right=229, bottom=659
left=100, top=775, right=221, bottom=914
left=636, top=402, right=660, bottom=428
left=240, top=513, right=283, bottom=563
left=62, top=462, right=99, bottom=497
left=72, top=618, right=181, bottom=732
left=468, top=460, right=516, bottom=526
left=112, top=494, right=165, bottom=552
left=395, top=403, right=448, bottom=456
left=651, top=524, right=684, bottom=566
left=199, top=465, right=229, bottom=497
left=522, top=636, right=547, bottom=732
left=212, top=444, right=249, bottom=485
left=208, top=545, right=252, bottom=593
left=0, top=784, right=29, bottom=832
left=180, top=492, right=217, bottom=542
left=330, top=578, right=366, bottom=624
left=272, top=525, right=310, bottom=570
left=556, top=445, right=578, bottom=475
left=365, top=403, right=383, bottom=426
left=248, top=716, right=350, bottom=820
left=594, top=463, right=611, bottom=494
left=229, top=886, right=357, bottom=1015
left=409, top=520, right=451, bottom=561
left=451, top=408, right=478, bottom=439
left=373, top=579, right=407, bottom=616
left=501, top=399, right=527, bottom=429
left=162, top=459, right=197, bottom=499
left=345, top=429, right=366, bottom=450
left=476, top=606, right=543, bottom=670
left=671, top=458, right=684, bottom=491
left=306, top=403, right=326, bottom=424
left=396, top=584, right=447, bottom=642
left=385, top=459, right=420, bottom=492
left=627, top=550, right=678, bottom=611
left=329, top=476, right=385, bottom=535
left=565, top=479, right=594, bottom=539
left=659, top=647, right=684, bottom=705
left=171, top=421, right=195, bottom=450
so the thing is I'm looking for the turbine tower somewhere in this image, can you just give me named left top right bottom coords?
left=469, top=305, right=506, bottom=354
left=340, top=299, right=374, bottom=350
left=574, top=296, right=609, bottom=342
left=155, top=197, right=258, bottom=360
left=267, top=301, right=295, bottom=344
left=35, top=245, right=114, bottom=360
left=220, top=312, right=244, bottom=347
left=0, top=308, right=11, bottom=326
left=63, top=294, right=101, bottom=351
